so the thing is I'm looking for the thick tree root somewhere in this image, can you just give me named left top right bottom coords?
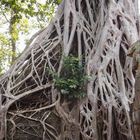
left=0, top=0, right=139, bottom=140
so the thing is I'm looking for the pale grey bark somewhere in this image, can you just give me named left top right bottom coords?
left=0, top=0, right=139, bottom=140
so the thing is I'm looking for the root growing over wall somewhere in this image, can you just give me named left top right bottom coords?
left=0, top=0, right=139, bottom=139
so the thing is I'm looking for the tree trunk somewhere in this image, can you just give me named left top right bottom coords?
left=9, top=12, right=16, bottom=64
left=0, top=0, right=139, bottom=140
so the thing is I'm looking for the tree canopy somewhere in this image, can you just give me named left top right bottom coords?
left=0, top=0, right=61, bottom=74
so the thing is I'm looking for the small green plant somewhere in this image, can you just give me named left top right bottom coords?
left=52, top=55, right=88, bottom=99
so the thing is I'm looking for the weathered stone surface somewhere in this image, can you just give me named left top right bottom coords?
left=133, top=74, right=140, bottom=140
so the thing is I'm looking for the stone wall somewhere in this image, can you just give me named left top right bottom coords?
left=133, top=74, right=140, bottom=140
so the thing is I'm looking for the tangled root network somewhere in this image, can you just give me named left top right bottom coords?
left=0, top=0, right=139, bottom=140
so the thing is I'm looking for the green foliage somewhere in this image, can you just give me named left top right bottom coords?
left=0, top=34, right=10, bottom=46
left=51, top=56, right=88, bottom=99
left=0, top=0, right=59, bottom=73
left=47, top=0, right=62, bottom=5
left=56, top=0, right=62, bottom=4
left=0, top=48, right=11, bottom=75
left=0, top=33, right=11, bottom=75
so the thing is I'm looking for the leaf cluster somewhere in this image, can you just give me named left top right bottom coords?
left=52, top=56, right=88, bottom=99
